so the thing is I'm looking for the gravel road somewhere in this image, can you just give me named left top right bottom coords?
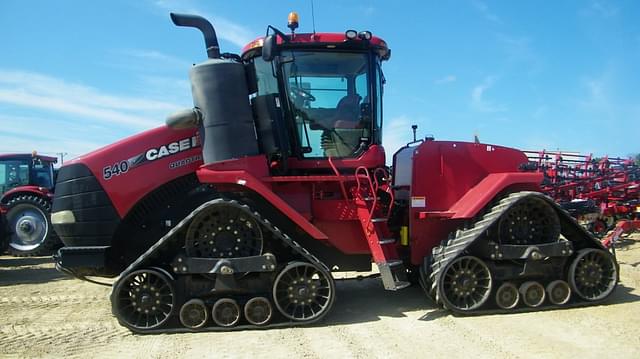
left=1, top=235, right=639, bottom=359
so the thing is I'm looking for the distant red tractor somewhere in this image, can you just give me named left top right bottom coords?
left=0, top=153, right=60, bottom=256
left=52, top=13, right=618, bottom=333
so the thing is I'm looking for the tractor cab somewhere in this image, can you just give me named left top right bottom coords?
left=241, top=17, right=390, bottom=171
left=0, top=153, right=57, bottom=197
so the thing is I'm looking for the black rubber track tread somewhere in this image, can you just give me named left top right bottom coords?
left=110, top=198, right=334, bottom=333
left=425, top=191, right=619, bottom=315
left=5, top=195, right=61, bottom=257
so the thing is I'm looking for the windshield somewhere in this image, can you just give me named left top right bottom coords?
left=0, top=160, right=30, bottom=194
left=281, top=51, right=372, bottom=158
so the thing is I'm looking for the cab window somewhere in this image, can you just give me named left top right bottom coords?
left=281, top=51, right=371, bottom=158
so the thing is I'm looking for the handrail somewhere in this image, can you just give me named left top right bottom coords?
left=328, top=156, right=349, bottom=202
left=373, top=167, right=395, bottom=218
left=355, top=166, right=378, bottom=229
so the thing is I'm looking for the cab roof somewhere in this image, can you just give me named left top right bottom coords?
left=241, top=32, right=390, bottom=60
left=0, top=153, right=58, bottom=163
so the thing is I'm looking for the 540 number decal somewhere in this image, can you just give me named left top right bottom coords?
left=103, top=160, right=130, bottom=180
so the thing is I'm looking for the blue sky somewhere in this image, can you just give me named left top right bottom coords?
left=1, top=0, right=638, bottom=162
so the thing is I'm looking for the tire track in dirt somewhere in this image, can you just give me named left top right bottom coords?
left=0, top=294, right=106, bottom=307
left=0, top=322, right=129, bottom=357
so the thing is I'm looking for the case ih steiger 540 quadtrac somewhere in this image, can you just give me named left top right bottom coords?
left=52, top=13, right=618, bottom=333
left=0, top=152, right=60, bottom=256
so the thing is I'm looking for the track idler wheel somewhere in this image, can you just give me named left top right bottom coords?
left=185, top=203, right=263, bottom=258
left=495, top=282, right=519, bottom=309
left=112, top=268, right=176, bottom=330
left=497, top=197, right=560, bottom=245
left=212, top=298, right=241, bottom=327
left=179, top=299, right=208, bottom=329
left=519, top=281, right=546, bottom=307
left=569, top=249, right=617, bottom=301
left=546, top=280, right=571, bottom=305
left=244, top=297, right=273, bottom=326
left=273, top=262, right=335, bottom=322
left=439, top=256, right=492, bottom=311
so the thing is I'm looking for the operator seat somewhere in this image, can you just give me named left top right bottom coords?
left=333, top=94, right=362, bottom=129
left=322, top=94, right=366, bottom=157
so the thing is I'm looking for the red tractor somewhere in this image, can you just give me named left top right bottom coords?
left=52, top=13, right=618, bottom=333
left=0, top=152, right=60, bottom=256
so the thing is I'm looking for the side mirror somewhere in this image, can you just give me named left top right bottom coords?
left=262, top=35, right=277, bottom=62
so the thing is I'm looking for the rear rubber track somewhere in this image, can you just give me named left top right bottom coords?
left=425, top=191, right=619, bottom=315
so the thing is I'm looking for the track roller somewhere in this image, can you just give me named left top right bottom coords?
left=519, top=281, right=546, bottom=307
left=546, top=280, right=571, bottom=305
left=212, top=298, right=241, bottom=327
left=495, top=282, right=519, bottom=309
left=569, top=248, right=617, bottom=301
left=179, top=299, right=208, bottom=329
left=244, top=297, right=273, bottom=326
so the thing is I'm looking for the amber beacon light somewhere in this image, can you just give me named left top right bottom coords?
left=288, top=11, right=299, bottom=32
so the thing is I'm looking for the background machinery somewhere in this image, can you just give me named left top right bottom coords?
left=0, top=152, right=60, bottom=256
left=52, top=13, right=619, bottom=333
left=525, top=150, right=640, bottom=236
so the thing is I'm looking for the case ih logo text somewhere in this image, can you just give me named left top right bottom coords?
left=102, top=136, right=199, bottom=180
left=146, top=136, right=199, bottom=161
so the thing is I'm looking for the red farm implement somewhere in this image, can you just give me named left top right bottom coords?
left=524, top=150, right=640, bottom=236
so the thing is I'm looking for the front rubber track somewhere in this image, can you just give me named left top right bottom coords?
left=110, top=198, right=336, bottom=333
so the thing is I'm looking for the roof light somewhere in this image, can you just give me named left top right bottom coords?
left=288, top=12, right=299, bottom=31
left=345, top=30, right=357, bottom=40
left=358, top=31, right=372, bottom=40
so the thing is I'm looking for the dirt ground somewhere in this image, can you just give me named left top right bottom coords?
left=1, top=235, right=639, bottom=359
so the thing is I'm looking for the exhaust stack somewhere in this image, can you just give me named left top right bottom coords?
left=170, top=13, right=220, bottom=58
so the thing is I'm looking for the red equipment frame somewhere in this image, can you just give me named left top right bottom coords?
left=524, top=149, right=640, bottom=233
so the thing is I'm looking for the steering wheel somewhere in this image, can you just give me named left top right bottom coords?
left=290, top=86, right=316, bottom=102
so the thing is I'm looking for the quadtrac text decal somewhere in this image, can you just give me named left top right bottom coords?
left=102, top=136, right=200, bottom=180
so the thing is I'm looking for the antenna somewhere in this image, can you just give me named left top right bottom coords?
left=57, top=152, right=68, bottom=164
left=310, top=0, right=316, bottom=34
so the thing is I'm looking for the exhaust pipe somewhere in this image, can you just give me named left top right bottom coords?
left=170, top=13, right=220, bottom=58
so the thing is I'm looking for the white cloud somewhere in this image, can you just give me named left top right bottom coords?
left=435, top=75, right=457, bottom=84
left=119, top=49, right=192, bottom=69
left=0, top=114, right=118, bottom=160
left=471, top=0, right=501, bottom=23
left=383, top=115, right=414, bottom=162
left=360, top=6, right=376, bottom=16
left=531, top=105, right=548, bottom=120
left=471, top=76, right=507, bottom=112
left=154, top=0, right=254, bottom=48
left=0, top=69, right=182, bottom=129
left=577, top=70, right=616, bottom=120
left=581, top=1, right=619, bottom=18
